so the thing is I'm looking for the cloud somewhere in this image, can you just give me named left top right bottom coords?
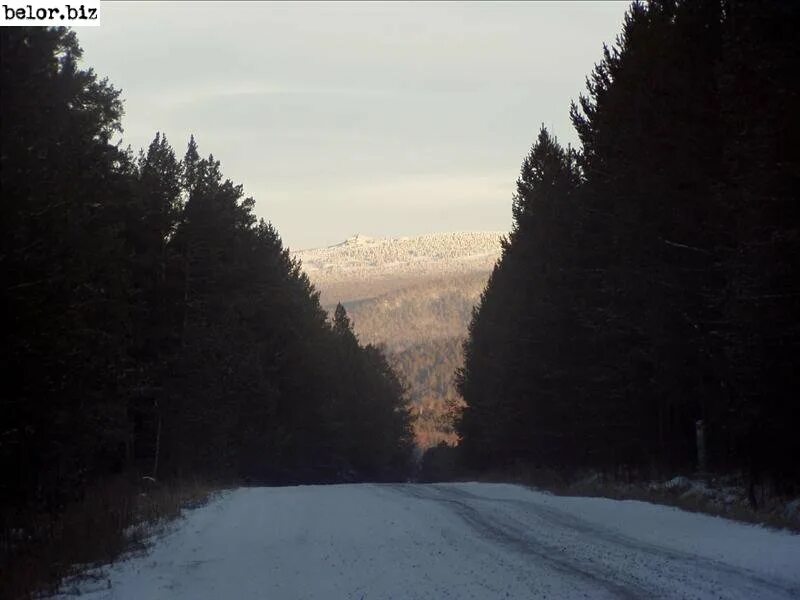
left=78, top=1, right=627, bottom=248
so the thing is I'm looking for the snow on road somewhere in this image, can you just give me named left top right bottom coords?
left=60, top=483, right=800, bottom=599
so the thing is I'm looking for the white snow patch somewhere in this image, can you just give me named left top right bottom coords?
left=293, top=231, right=505, bottom=286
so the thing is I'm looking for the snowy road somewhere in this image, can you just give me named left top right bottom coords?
left=63, top=483, right=800, bottom=599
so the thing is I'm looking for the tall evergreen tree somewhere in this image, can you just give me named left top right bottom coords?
left=458, top=0, right=799, bottom=490
left=568, top=0, right=727, bottom=472
left=715, top=0, right=800, bottom=490
left=1, top=27, right=416, bottom=532
left=1, top=27, right=133, bottom=512
left=457, top=128, right=583, bottom=468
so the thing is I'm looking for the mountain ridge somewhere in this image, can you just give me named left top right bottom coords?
left=293, top=231, right=505, bottom=306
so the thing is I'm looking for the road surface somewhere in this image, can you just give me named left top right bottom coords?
left=59, top=483, right=800, bottom=599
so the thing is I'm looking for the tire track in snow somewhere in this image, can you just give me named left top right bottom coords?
left=392, top=484, right=648, bottom=599
left=391, top=483, right=800, bottom=600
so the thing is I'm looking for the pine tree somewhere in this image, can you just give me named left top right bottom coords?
left=1, top=28, right=417, bottom=521
left=715, top=0, right=800, bottom=492
left=457, top=128, right=583, bottom=468
left=125, top=132, right=184, bottom=476
left=458, top=0, right=799, bottom=489
left=1, top=26, right=133, bottom=512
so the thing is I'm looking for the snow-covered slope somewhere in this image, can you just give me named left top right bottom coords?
left=62, top=483, right=800, bottom=599
left=293, top=231, right=504, bottom=292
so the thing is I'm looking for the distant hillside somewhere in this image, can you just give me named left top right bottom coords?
left=390, top=337, right=464, bottom=448
left=296, top=232, right=504, bottom=305
left=293, top=232, right=504, bottom=447
left=342, top=272, right=489, bottom=351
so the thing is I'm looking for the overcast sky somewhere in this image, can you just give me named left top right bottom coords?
left=79, top=1, right=628, bottom=249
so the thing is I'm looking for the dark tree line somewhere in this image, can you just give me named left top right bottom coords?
left=457, top=0, right=799, bottom=492
left=1, top=27, right=414, bottom=521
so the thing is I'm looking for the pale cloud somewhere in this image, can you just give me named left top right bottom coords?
left=144, top=83, right=394, bottom=111
left=343, top=173, right=514, bottom=209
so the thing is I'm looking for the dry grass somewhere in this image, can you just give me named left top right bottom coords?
left=1, top=476, right=221, bottom=600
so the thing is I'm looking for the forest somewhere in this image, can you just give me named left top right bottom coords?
left=456, top=0, right=799, bottom=497
left=1, top=26, right=414, bottom=584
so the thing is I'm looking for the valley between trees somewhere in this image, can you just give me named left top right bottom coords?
left=304, top=266, right=499, bottom=448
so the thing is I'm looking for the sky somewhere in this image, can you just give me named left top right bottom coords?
left=78, top=1, right=629, bottom=250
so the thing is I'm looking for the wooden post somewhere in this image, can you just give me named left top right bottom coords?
left=152, top=398, right=161, bottom=481
left=695, top=419, right=707, bottom=474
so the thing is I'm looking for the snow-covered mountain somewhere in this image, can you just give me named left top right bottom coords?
left=293, top=231, right=505, bottom=305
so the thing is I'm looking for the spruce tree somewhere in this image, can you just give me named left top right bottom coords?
left=1, top=26, right=133, bottom=512
left=457, top=128, right=582, bottom=468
